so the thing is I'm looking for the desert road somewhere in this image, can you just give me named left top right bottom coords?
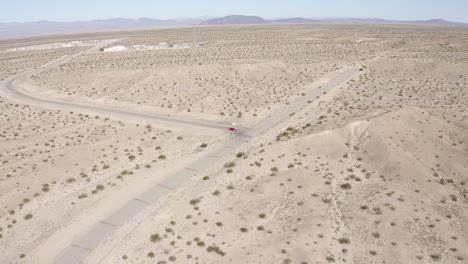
left=53, top=68, right=356, bottom=264
left=0, top=44, right=232, bottom=131
left=0, top=45, right=356, bottom=264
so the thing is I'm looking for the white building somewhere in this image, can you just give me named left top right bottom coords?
left=103, top=46, right=127, bottom=52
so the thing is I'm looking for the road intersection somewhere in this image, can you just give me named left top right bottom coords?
left=0, top=45, right=356, bottom=264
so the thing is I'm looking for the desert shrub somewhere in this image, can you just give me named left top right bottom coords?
left=338, top=237, right=350, bottom=244
left=24, top=214, right=33, bottom=220
left=430, top=254, right=441, bottom=261
left=150, top=233, right=161, bottom=242
left=224, top=162, right=236, bottom=168
left=207, top=245, right=226, bottom=256
left=189, top=199, right=200, bottom=205
left=340, top=183, right=352, bottom=190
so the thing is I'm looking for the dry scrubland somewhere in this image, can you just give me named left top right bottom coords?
left=0, top=47, right=87, bottom=81
left=0, top=35, right=222, bottom=261
left=0, top=24, right=467, bottom=264
left=26, top=25, right=374, bottom=126
left=0, top=96, right=219, bottom=257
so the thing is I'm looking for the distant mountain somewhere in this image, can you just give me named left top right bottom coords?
left=0, top=16, right=466, bottom=40
left=174, top=16, right=217, bottom=22
left=205, top=15, right=466, bottom=26
left=269, top=17, right=316, bottom=24
left=405, top=18, right=467, bottom=26
left=310, top=18, right=391, bottom=23
left=201, top=15, right=266, bottom=25
left=268, top=17, right=466, bottom=26
left=0, top=17, right=208, bottom=39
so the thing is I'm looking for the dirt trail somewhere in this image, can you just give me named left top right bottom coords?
left=0, top=45, right=358, bottom=264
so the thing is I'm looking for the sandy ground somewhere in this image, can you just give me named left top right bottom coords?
left=0, top=47, right=88, bottom=81
left=0, top=23, right=467, bottom=264
left=90, top=107, right=467, bottom=264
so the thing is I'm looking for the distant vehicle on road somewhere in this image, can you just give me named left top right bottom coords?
left=228, top=127, right=238, bottom=133
left=359, top=68, right=364, bottom=71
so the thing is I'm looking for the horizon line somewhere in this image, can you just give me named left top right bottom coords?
left=1, top=15, right=466, bottom=25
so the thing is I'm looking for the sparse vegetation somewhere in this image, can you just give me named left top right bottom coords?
left=1, top=23, right=467, bottom=264
left=150, top=233, right=161, bottom=242
left=207, top=245, right=226, bottom=256
left=338, top=238, right=350, bottom=244
left=24, top=214, right=33, bottom=220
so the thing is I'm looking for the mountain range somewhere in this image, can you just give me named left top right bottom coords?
left=204, top=15, right=467, bottom=26
left=1, top=15, right=466, bottom=39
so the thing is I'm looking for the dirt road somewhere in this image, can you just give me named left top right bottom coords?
left=0, top=44, right=356, bottom=264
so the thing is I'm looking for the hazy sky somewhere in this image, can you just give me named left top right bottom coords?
left=2, top=0, right=468, bottom=23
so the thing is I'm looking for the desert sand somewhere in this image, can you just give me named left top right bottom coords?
left=0, top=23, right=467, bottom=264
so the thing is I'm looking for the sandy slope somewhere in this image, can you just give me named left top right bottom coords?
left=0, top=23, right=467, bottom=264
left=91, top=107, right=467, bottom=264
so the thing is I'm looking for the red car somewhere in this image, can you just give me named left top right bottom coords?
left=228, top=127, right=237, bottom=132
